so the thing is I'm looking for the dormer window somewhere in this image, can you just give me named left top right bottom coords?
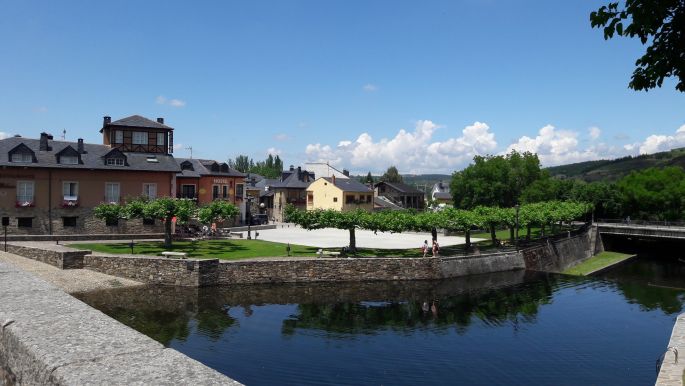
left=60, top=155, right=78, bottom=165
left=210, top=163, right=220, bottom=172
left=11, top=152, right=33, bottom=163
left=220, top=163, right=229, bottom=173
left=106, top=158, right=125, bottom=166
left=181, top=161, right=194, bottom=171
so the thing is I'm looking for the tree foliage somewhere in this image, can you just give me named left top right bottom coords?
left=380, top=166, right=403, bottom=183
left=228, top=154, right=284, bottom=178
left=197, top=200, right=239, bottom=225
left=617, top=166, right=685, bottom=220
left=590, top=0, right=685, bottom=91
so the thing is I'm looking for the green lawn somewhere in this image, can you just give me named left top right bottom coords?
left=563, top=251, right=635, bottom=276
left=68, top=239, right=430, bottom=260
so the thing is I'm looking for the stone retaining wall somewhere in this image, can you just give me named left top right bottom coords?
left=656, top=313, right=685, bottom=385
left=5, top=233, right=163, bottom=242
left=521, top=232, right=593, bottom=272
left=0, top=260, right=239, bottom=385
left=5, top=244, right=89, bottom=269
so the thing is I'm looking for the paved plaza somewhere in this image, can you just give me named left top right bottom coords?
left=250, top=225, right=482, bottom=249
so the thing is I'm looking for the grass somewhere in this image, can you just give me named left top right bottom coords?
left=563, top=251, right=635, bottom=276
left=68, top=239, right=431, bottom=260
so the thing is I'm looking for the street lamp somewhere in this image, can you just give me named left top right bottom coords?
left=246, top=196, right=253, bottom=240
left=515, top=204, right=520, bottom=251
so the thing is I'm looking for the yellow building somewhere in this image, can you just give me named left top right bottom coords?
left=306, top=177, right=374, bottom=212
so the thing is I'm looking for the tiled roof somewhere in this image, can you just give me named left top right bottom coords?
left=175, top=158, right=245, bottom=178
left=0, top=136, right=179, bottom=172
left=271, top=168, right=315, bottom=189
left=320, top=177, right=372, bottom=193
left=433, top=192, right=452, bottom=200
left=108, top=115, right=173, bottom=130
left=376, top=181, right=423, bottom=194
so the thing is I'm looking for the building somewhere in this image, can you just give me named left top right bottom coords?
left=374, top=181, right=425, bottom=210
left=303, top=162, right=350, bottom=180
left=431, top=181, right=452, bottom=205
left=270, top=166, right=315, bottom=222
left=306, top=176, right=373, bottom=212
left=0, top=115, right=180, bottom=235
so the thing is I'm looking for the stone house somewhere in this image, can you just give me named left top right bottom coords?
left=269, top=166, right=315, bottom=222
left=374, top=181, right=425, bottom=210
left=0, top=115, right=180, bottom=235
left=306, top=176, right=373, bottom=212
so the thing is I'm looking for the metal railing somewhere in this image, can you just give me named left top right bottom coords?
left=596, top=218, right=685, bottom=228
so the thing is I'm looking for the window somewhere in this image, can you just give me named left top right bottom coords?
left=157, top=132, right=165, bottom=146
left=17, top=181, right=34, bottom=203
left=222, top=185, right=228, bottom=199
left=114, top=130, right=123, bottom=143
left=181, top=184, right=196, bottom=198
left=212, top=185, right=220, bottom=200
left=62, top=217, right=77, bottom=227
left=236, top=184, right=244, bottom=198
left=60, top=155, right=78, bottom=165
left=17, top=217, right=32, bottom=228
left=106, top=158, right=125, bottom=166
left=132, top=131, right=148, bottom=145
left=346, top=195, right=355, bottom=204
left=63, top=181, right=78, bottom=199
left=333, top=197, right=338, bottom=203
left=11, top=152, right=32, bottom=163
left=366, top=194, right=372, bottom=203
left=105, top=218, right=119, bottom=227
left=143, top=183, right=157, bottom=199
left=105, top=182, right=120, bottom=203
left=143, top=218, right=155, bottom=226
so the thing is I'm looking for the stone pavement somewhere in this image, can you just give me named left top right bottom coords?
left=0, top=251, right=142, bottom=294
left=247, top=224, right=483, bottom=249
left=657, top=313, right=685, bottom=385
left=0, top=259, right=240, bottom=385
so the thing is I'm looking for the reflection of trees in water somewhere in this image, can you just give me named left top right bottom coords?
left=616, top=282, right=685, bottom=314
left=281, top=280, right=555, bottom=336
left=106, top=307, right=192, bottom=346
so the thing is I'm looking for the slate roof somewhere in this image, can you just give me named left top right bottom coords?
left=0, top=136, right=180, bottom=172
left=433, top=192, right=452, bottom=200
left=375, top=181, right=423, bottom=194
left=175, top=158, right=245, bottom=178
left=319, top=177, right=372, bottom=193
left=108, top=115, right=173, bottom=130
left=271, top=168, right=315, bottom=189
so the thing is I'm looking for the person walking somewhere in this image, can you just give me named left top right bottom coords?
left=421, top=240, right=429, bottom=257
left=432, top=240, right=440, bottom=257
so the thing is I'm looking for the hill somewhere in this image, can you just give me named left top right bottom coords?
left=547, top=147, right=685, bottom=182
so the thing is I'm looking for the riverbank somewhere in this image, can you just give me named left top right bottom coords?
left=562, top=251, right=636, bottom=276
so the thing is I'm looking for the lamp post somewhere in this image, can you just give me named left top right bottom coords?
left=246, top=196, right=253, bottom=240
left=515, top=204, right=520, bottom=251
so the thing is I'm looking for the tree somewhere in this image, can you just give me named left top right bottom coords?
left=93, top=203, right=123, bottom=226
left=591, top=1, right=685, bottom=91
left=365, top=172, right=374, bottom=184
left=228, top=155, right=251, bottom=173
left=284, top=206, right=370, bottom=253
left=617, top=166, right=685, bottom=220
left=451, top=151, right=544, bottom=209
left=381, top=166, right=403, bottom=183
left=197, top=200, right=239, bottom=226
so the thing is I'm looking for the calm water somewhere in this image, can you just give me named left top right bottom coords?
left=76, top=256, right=685, bottom=386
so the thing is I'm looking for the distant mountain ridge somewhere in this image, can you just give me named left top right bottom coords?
left=546, top=147, right=685, bottom=182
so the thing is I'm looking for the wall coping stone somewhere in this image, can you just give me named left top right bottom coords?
left=656, top=313, right=685, bottom=386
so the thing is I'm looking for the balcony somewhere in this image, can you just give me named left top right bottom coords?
left=177, top=194, right=198, bottom=201
left=15, top=199, right=35, bottom=208
left=62, top=195, right=79, bottom=208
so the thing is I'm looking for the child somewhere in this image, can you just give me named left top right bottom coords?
left=432, top=240, right=440, bottom=257
left=421, top=240, right=429, bottom=257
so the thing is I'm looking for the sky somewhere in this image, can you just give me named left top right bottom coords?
left=1, top=0, right=684, bottom=174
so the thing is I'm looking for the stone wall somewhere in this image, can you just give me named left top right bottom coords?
left=1, top=207, right=164, bottom=236
left=656, top=313, right=685, bottom=386
left=5, top=244, right=89, bottom=269
left=0, top=260, right=239, bottom=385
left=83, top=255, right=220, bottom=287
left=521, top=231, right=593, bottom=272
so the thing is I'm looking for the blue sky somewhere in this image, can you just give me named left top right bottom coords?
left=1, top=0, right=683, bottom=174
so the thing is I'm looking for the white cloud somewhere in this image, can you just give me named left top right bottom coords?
left=505, top=125, right=607, bottom=166
left=589, top=126, right=601, bottom=140
left=305, top=120, right=497, bottom=174
left=156, top=95, right=186, bottom=108
left=362, top=84, right=378, bottom=92
left=274, top=133, right=290, bottom=142
left=0, top=132, right=11, bottom=140
left=638, top=125, right=685, bottom=154
left=266, top=147, right=282, bottom=156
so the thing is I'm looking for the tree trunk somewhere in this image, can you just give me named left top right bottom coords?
left=541, top=224, right=546, bottom=237
left=465, top=229, right=471, bottom=250
left=509, top=226, right=515, bottom=243
left=490, top=224, right=497, bottom=246
left=164, top=216, right=173, bottom=248
left=431, top=227, right=438, bottom=243
left=526, top=225, right=531, bottom=240
left=348, top=228, right=356, bottom=254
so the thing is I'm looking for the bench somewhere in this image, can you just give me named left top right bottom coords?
left=316, top=249, right=341, bottom=258
left=161, top=251, right=188, bottom=259
left=230, top=232, right=243, bottom=238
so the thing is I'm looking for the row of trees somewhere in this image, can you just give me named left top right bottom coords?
left=228, top=154, right=284, bottom=179
left=285, top=201, right=591, bottom=253
left=94, top=198, right=238, bottom=248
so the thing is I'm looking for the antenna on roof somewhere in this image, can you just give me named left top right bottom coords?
left=61, top=129, right=66, bottom=140
left=185, top=146, right=193, bottom=159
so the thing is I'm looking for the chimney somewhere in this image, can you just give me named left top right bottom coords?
left=157, top=118, right=164, bottom=124
left=290, top=165, right=294, bottom=171
left=342, top=169, right=350, bottom=177
left=332, top=175, right=336, bottom=185
left=103, top=116, right=111, bottom=126
left=39, top=132, right=51, bottom=151
left=77, top=138, right=85, bottom=154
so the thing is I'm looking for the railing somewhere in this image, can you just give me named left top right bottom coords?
left=596, top=218, right=685, bottom=228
